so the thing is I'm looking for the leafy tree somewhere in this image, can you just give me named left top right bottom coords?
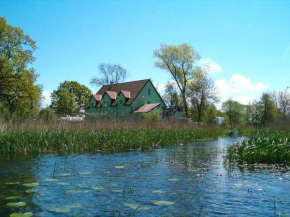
left=38, top=107, right=57, bottom=121
left=90, top=63, right=129, bottom=87
left=258, top=93, right=276, bottom=127
left=0, top=16, right=41, bottom=118
left=203, top=105, right=220, bottom=124
left=222, top=99, right=244, bottom=130
left=141, top=109, right=162, bottom=121
left=162, top=82, right=181, bottom=108
left=154, top=43, right=201, bottom=117
left=272, top=89, right=290, bottom=123
left=51, top=89, right=76, bottom=116
left=50, top=81, right=91, bottom=115
left=187, top=70, right=220, bottom=122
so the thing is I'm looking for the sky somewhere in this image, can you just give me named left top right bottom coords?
left=1, top=0, right=290, bottom=108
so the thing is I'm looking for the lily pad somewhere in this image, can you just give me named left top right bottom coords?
left=115, top=166, right=125, bottom=169
left=10, top=212, right=33, bottom=217
left=23, top=182, right=38, bottom=187
left=66, top=190, right=90, bottom=194
left=66, top=204, right=82, bottom=208
left=92, top=187, right=104, bottom=190
left=59, top=173, right=71, bottom=177
left=7, top=202, right=26, bottom=207
left=58, top=182, right=70, bottom=186
left=111, top=189, right=122, bottom=193
left=169, top=178, right=179, bottom=181
left=26, top=189, right=37, bottom=194
left=123, top=202, right=141, bottom=210
left=49, top=207, right=70, bottom=213
left=5, top=196, right=21, bottom=200
left=152, top=190, right=165, bottom=194
left=153, top=201, right=174, bottom=206
left=5, top=182, right=20, bottom=185
left=43, top=179, right=58, bottom=182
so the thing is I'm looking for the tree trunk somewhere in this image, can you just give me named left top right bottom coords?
left=181, top=92, right=189, bottom=118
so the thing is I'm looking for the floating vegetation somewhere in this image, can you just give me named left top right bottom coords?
left=66, top=190, right=90, bottom=194
left=5, top=196, right=21, bottom=200
left=110, top=189, right=122, bottom=193
left=49, top=207, right=70, bottom=213
left=169, top=178, right=179, bottom=181
left=0, top=127, right=224, bottom=154
left=115, top=165, right=125, bottom=169
left=123, top=202, right=141, bottom=210
left=227, top=130, right=290, bottom=164
left=232, top=183, right=243, bottom=188
left=152, top=190, right=165, bottom=194
left=153, top=201, right=174, bottom=206
left=43, top=178, right=59, bottom=182
left=23, top=182, right=38, bottom=187
left=59, top=173, right=71, bottom=177
left=92, top=187, right=104, bottom=190
left=58, top=182, right=70, bottom=185
left=5, top=182, right=20, bottom=185
left=26, top=189, right=37, bottom=193
left=78, top=172, right=92, bottom=175
left=10, top=212, right=33, bottom=217
left=7, top=202, right=26, bottom=207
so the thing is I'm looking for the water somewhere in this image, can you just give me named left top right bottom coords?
left=1, top=137, right=290, bottom=216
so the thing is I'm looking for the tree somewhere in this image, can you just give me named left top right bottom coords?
left=38, top=107, right=57, bottom=121
left=50, top=89, right=76, bottom=116
left=154, top=43, right=201, bottom=117
left=272, top=89, right=290, bottom=123
left=0, top=17, right=41, bottom=118
left=222, top=99, right=244, bottom=130
left=90, top=63, right=129, bottom=87
left=162, top=82, right=180, bottom=108
left=50, top=81, right=91, bottom=115
left=203, top=105, right=220, bottom=124
left=187, top=70, right=220, bottom=122
left=259, top=93, right=276, bottom=126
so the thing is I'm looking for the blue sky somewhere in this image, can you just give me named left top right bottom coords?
left=1, top=0, right=290, bottom=107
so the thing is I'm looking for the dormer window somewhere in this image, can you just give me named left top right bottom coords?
left=91, top=102, right=95, bottom=109
left=148, top=89, right=151, bottom=95
left=120, top=100, right=123, bottom=105
left=104, top=102, right=108, bottom=108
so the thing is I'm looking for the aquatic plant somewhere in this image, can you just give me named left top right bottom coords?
left=0, top=123, right=225, bottom=154
left=227, top=130, right=290, bottom=164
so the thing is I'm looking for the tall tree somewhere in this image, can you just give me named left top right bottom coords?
left=154, top=43, right=201, bottom=117
left=90, top=63, right=129, bottom=87
left=272, top=89, right=290, bottom=123
left=50, top=89, right=76, bottom=116
left=187, top=70, right=220, bottom=122
left=162, top=82, right=180, bottom=108
left=50, top=81, right=91, bottom=115
left=222, top=99, right=244, bottom=130
left=0, top=16, right=41, bottom=118
left=259, top=93, right=277, bottom=126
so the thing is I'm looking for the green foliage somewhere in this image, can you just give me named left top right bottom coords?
left=188, top=70, right=219, bottom=122
left=38, top=108, right=57, bottom=121
left=227, top=130, right=290, bottom=164
left=162, top=82, right=181, bottom=108
left=154, top=43, right=201, bottom=118
left=0, top=127, right=225, bottom=154
left=222, top=99, right=244, bottom=130
left=203, top=105, right=219, bottom=124
left=0, top=17, right=41, bottom=118
left=50, top=81, right=91, bottom=115
left=141, top=109, right=162, bottom=121
left=51, top=89, right=76, bottom=116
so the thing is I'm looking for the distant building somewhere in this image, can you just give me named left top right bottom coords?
left=85, top=79, right=165, bottom=120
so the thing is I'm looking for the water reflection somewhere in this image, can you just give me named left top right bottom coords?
left=0, top=137, right=290, bottom=216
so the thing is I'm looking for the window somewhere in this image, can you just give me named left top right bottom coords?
left=104, top=101, right=108, bottom=108
left=91, top=102, right=95, bottom=109
left=120, top=100, right=123, bottom=105
left=148, top=89, right=151, bottom=95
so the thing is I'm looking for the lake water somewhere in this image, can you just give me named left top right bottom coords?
left=1, top=137, right=290, bottom=216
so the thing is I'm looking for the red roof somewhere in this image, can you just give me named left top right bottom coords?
left=133, top=103, right=160, bottom=113
left=106, top=91, right=117, bottom=99
left=92, top=94, right=102, bottom=101
left=120, top=90, right=131, bottom=98
left=96, top=79, right=149, bottom=105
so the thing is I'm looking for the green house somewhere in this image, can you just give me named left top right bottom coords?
left=85, top=79, right=165, bottom=120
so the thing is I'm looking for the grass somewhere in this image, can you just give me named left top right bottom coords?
left=0, top=119, right=226, bottom=155
left=227, top=129, right=290, bottom=165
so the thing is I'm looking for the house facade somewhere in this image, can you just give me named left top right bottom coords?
left=85, top=79, right=165, bottom=120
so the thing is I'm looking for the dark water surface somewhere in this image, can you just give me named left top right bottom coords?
left=1, top=137, right=290, bottom=216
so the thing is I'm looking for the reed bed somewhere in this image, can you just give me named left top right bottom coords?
left=0, top=119, right=225, bottom=155
left=227, top=130, right=290, bottom=164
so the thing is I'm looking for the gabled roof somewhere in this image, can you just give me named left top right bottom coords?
left=120, top=90, right=131, bottom=98
left=92, top=94, right=102, bottom=101
left=133, top=103, right=160, bottom=113
left=96, top=79, right=150, bottom=105
left=106, top=91, right=117, bottom=100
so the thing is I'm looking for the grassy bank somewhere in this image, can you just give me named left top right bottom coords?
left=0, top=120, right=226, bottom=154
left=227, top=130, right=290, bottom=165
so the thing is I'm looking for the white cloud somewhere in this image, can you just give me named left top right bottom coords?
left=199, top=58, right=222, bottom=74
left=215, top=74, right=270, bottom=107
left=41, top=90, right=52, bottom=108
